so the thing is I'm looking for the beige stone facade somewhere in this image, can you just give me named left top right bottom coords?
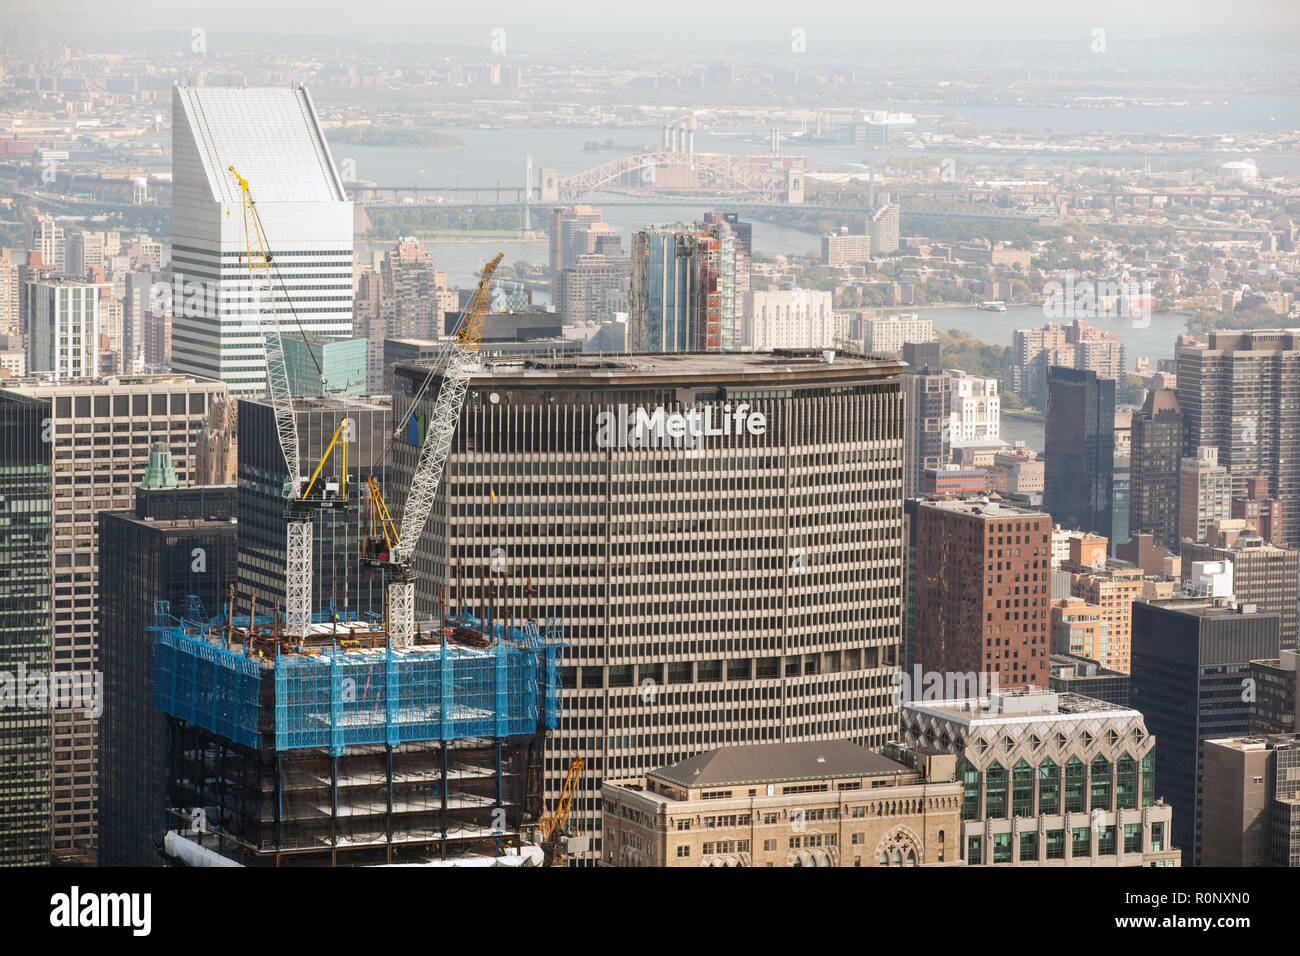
left=601, top=741, right=963, bottom=867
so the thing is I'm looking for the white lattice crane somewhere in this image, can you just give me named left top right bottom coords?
left=227, top=165, right=316, bottom=638
left=369, top=253, right=503, bottom=647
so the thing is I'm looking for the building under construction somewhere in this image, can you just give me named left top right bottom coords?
left=153, top=590, right=561, bottom=866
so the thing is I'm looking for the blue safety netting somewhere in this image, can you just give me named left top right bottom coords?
left=153, top=618, right=263, bottom=749
left=151, top=602, right=562, bottom=754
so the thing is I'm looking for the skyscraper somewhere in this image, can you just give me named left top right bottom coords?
left=559, top=254, right=630, bottom=328
left=868, top=202, right=900, bottom=255
left=913, top=498, right=1053, bottom=689
left=31, top=215, right=64, bottom=276
left=391, top=351, right=906, bottom=861
left=1129, top=388, right=1183, bottom=549
left=170, top=85, right=353, bottom=395
left=896, top=690, right=1180, bottom=867
left=628, top=219, right=748, bottom=353
left=1131, top=597, right=1280, bottom=865
left=1177, top=330, right=1300, bottom=551
left=1233, top=477, right=1285, bottom=546
left=236, top=394, right=392, bottom=621
left=1201, top=734, right=1300, bottom=867
left=0, top=395, right=52, bottom=866
left=742, top=289, right=834, bottom=350
left=353, top=237, right=457, bottom=392
left=0, top=374, right=228, bottom=860
left=1010, top=319, right=1126, bottom=407
left=549, top=205, right=617, bottom=309
left=1066, top=553, right=1143, bottom=674
left=97, top=462, right=237, bottom=867
left=25, top=278, right=103, bottom=381
left=902, top=364, right=951, bottom=500
left=1045, top=365, right=1115, bottom=539
left=1179, top=446, right=1232, bottom=546
left=1181, top=525, right=1299, bottom=651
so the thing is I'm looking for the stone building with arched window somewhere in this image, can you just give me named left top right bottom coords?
left=601, top=740, right=963, bottom=867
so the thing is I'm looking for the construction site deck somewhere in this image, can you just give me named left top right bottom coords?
left=151, top=600, right=563, bottom=865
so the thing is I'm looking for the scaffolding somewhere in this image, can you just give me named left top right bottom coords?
left=151, top=599, right=563, bottom=865
left=152, top=604, right=562, bottom=755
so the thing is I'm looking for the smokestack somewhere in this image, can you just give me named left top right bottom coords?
left=662, top=125, right=671, bottom=151
left=770, top=127, right=779, bottom=155
left=686, top=129, right=694, bottom=154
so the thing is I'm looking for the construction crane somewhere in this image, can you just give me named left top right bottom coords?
left=538, top=758, right=584, bottom=867
left=366, top=252, right=504, bottom=647
left=228, top=164, right=346, bottom=638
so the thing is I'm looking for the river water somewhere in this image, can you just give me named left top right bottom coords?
left=349, top=119, right=1206, bottom=457
left=331, top=97, right=1300, bottom=198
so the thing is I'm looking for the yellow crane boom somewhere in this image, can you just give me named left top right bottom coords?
left=539, top=757, right=584, bottom=866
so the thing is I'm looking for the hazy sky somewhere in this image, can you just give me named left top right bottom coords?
left=8, top=0, right=1299, bottom=58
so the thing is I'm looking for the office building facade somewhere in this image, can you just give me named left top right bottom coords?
left=170, top=86, right=353, bottom=395
left=912, top=498, right=1053, bottom=689
left=25, top=279, right=102, bottom=381
left=862, top=313, right=935, bottom=356
left=742, top=289, right=834, bottom=351
left=1177, top=330, right=1300, bottom=551
left=0, top=395, right=53, bottom=866
left=1201, top=734, right=1300, bottom=867
left=629, top=220, right=748, bottom=353
left=1129, top=389, right=1183, bottom=549
left=559, top=254, right=630, bottom=329
left=97, top=474, right=237, bottom=867
left=0, top=374, right=227, bottom=860
left=391, top=351, right=906, bottom=860
left=1249, top=652, right=1298, bottom=736
left=602, top=741, right=963, bottom=868
left=1179, top=446, right=1232, bottom=547
left=902, top=368, right=951, bottom=499
left=1045, top=365, right=1115, bottom=539
left=896, top=691, right=1180, bottom=866
left=1131, top=598, right=1281, bottom=865
left=550, top=206, right=619, bottom=310
left=1182, top=531, right=1299, bottom=651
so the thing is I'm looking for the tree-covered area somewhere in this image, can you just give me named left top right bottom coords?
left=366, top=205, right=524, bottom=236
left=937, top=328, right=1012, bottom=381
left=1187, top=305, right=1290, bottom=336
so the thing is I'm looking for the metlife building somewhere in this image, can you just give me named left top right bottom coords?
left=390, top=350, right=905, bottom=858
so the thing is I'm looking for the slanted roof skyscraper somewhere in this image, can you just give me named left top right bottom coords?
left=170, top=85, right=353, bottom=395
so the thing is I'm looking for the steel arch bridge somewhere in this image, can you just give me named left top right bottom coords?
left=557, top=151, right=796, bottom=204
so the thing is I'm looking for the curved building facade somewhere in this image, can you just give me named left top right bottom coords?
left=390, top=351, right=906, bottom=858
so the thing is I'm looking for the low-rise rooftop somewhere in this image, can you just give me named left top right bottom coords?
left=649, top=741, right=909, bottom=790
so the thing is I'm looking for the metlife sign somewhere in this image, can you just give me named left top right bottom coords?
left=595, top=403, right=767, bottom=450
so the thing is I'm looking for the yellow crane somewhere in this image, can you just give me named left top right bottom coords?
left=363, top=253, right=504, bottom=646
left=539, top=757, right=584, bottom=867
left=228, top=165, right=351, bottom=636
